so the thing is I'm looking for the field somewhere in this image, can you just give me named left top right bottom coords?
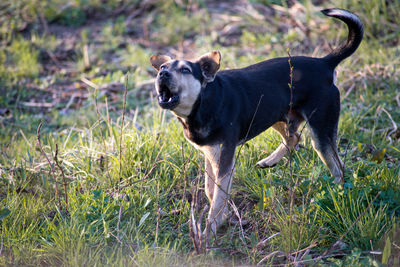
left=1, top=0, right=400, bottom=265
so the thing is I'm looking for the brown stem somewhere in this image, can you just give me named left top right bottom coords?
left=118, top=73, right=129, bottom=193
left=37, top=123, right=62, bottom=209
left=54, top=144, right=68, bottom=212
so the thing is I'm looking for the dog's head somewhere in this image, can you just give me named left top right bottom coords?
left=150, top=51, right=221, bottom=117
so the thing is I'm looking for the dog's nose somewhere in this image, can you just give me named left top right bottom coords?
left=159, top=70, right=171, bottom=78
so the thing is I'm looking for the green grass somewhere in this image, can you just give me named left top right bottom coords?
left=1, top=0, right=400, bottom=265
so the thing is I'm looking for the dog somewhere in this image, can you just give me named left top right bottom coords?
left=150, top=8, right=363, bottom=240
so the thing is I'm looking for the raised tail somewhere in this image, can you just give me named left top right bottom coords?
left=321, top=8, right=363, bottom=68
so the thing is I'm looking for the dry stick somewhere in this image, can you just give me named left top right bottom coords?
left=395, top=94, right=400, bottom=108
left=110, top=204, right=123, bottom=244
left=189, top=203, right=201, bottom=254
left=287, top=49, right=295, bottom=263
left=189, top=170, right=209, bottom=253
left=37, top=123, right=62, bottom=209
left=257, top=250, right=286, bottom=265
left=284, top=50, right=314, bottom=265
left=117, top=204, right=123, bottom=233
left=381, top=107, right=398, bottom=144
left=54, top=144, right=68, bottom=211
left=118, top=73, right=129, bottom=193
left=197, top=205, right=208, bottom=252
left=229, top=200, right=245, bottom=242
left=38, top=9, right=49, bottom=34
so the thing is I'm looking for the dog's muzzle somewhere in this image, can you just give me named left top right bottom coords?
left=157, top=70, right=179, bottom=110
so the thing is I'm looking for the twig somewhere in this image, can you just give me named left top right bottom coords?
left=287, top=48, right=295, bottom=262
left=257, top=250, right=285, bottom=265
left=111, top=204, right=123, bottom=244
left=342, top=84, right=355, bottom=100
left=37, top=123, right=61, bottom=208
left=190, top=202, right=208, bottom=254
left=54, top=144, right=68, bottom=211
left=81, top=77, right=99, bottom=90
left=38, top=9, right=49, bottom=34
left=229, top=200, right=245, bottom=242
left=118, top=73, right=129, bottom=193
left=46, top=50, right=62, bottom=69
left=253, top=232, right=280, bottom=251
left=291, top=241, right=318, bottom=256
left=189, top=203, right=200, bottom=254
left=117, top=204, right=123, bottom=233
left=83, top=44, right=90, bottom=70
left=287, top=49, right=294, bottom=113
left=197, top=205, right=208, bottom=250
left=20, top=101, right=54, bottom=108
left=381, top=107, right=398, bottom=144
left=395, top=94, right=400, bottom=108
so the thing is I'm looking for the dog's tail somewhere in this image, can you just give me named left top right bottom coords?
left=321, top=8, right=363, bottom=68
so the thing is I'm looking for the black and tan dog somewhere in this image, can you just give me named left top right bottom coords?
left=150, top=9, right=363, bottom=238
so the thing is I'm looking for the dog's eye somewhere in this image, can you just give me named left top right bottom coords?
left=160, top=65, right=166, bottom=70
left=180, top=67, right=191, bottom=74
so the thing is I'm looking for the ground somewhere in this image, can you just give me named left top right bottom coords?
left=0, top=0, right=400, bottom=266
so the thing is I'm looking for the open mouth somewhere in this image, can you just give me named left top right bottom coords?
left=157, top=85, right=179, bottom=110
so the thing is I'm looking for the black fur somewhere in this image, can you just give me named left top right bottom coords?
left=180, top=9, right=363, bottom=153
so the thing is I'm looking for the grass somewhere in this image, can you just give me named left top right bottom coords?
left=1, top=0, right=400, bottom=265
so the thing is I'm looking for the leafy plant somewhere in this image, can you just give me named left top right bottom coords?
left=315, top=186, right=393, bottom=250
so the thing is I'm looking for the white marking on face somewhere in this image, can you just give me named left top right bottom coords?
left=170, top=61, right=201, bottom=118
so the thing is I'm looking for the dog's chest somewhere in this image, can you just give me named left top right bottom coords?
left=177, top=116, right=215, bottom=147
left=183, top=125, right=210, bottom=144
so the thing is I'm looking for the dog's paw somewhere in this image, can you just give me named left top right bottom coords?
left=256, top=158, right=278, bottom=168
left=333, top=176, right=344, bottom=184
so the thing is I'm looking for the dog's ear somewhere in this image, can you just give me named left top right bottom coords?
left=150, top=55, right=172, bottom=71
left=196, top=51, right=221, bottom=83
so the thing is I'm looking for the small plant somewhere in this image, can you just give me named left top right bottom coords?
left=316, top=186, right=392, bottom=250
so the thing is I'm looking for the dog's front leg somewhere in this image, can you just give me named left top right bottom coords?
left=204, top=158, right=216, bottom=203
left=203, top=143, right=235, bottom=243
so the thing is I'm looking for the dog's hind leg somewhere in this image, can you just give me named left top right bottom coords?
left=257, top=119, right=301, bottom=168
left=309, top=128, right=344, bottom=183
left=306, top=90, right=344, bottom=183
